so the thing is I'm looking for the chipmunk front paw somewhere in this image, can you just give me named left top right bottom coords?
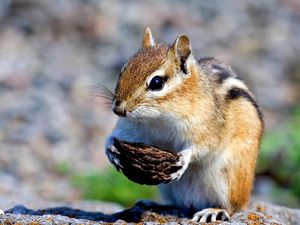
left=105, top=137, right=123, bottom=171
left=170, top=149, right=192, bottom=181
left=192, top=208, right=230, bottom=222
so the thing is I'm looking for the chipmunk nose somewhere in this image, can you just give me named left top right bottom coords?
left=112, top=99, right=126, bottom=117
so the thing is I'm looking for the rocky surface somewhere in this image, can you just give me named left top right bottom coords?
left=250, top=200, right=300, bottom=225
left=0, top=0, right=300, bottom=209
left=0, top=197, right=123, bottom=215
left=0, top=200, right=296, bottom=225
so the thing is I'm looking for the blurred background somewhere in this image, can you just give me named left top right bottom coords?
left=0, top=0, right=299, bottom=209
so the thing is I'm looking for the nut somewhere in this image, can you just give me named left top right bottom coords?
left=109, top=138, right=182, bottom=185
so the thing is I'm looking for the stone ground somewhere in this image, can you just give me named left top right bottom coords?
left=0, top=0, right=300, bottom=219
left=1, top=200, right=297, bottom=225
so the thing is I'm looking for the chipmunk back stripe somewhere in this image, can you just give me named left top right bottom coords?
left=226, top=87, right=263, bottom=123
left=198, top=57, right=215, bottom=64
left=211, top=64, right=231, bottom=83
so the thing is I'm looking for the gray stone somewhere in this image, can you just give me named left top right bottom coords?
left=1, top=200, right=296, bottom=225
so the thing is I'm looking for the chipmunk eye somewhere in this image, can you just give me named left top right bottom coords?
left=148, top=76, right=165, bottom=91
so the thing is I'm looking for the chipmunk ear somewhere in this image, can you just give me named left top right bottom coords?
left=142, top=27, right=155, bottom=48
left=172, top=35, right=193, bottom=74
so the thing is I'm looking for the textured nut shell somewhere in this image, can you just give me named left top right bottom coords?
left=112, top=138, right=182, bottom=185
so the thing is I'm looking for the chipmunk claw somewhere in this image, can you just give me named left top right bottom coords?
left=192, top=208, right=230, bottom=222
left=105, top=138, right=123, bottom=171
left=170, top=149, right=193, bottom=181
left=169, top=154, right=187, bottom=181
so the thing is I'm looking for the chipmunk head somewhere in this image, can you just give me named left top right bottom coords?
left=113, top=28, right=199, bottom=120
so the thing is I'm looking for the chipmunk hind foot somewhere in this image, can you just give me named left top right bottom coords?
left=192, top=208, right=230, bottom=222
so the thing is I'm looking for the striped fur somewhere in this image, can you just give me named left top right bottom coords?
left=106, top=29, right=264, bottom=221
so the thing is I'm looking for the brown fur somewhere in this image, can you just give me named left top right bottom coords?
left=113, top=29, right=263, bottom=215
left=142, top=27, right=155, bottom=48
left=115, top=44, right=168, bottom=105
left=223, top=98, right=263, bottom=213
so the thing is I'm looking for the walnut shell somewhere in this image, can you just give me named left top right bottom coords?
left=108, top=138, right=182, bottom=185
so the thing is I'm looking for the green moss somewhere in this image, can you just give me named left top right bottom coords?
left=71, top=168, right=158, bottom=206
left=257, top=106, right=300, bottom=206
left=55, top=161, right=72, bottom=175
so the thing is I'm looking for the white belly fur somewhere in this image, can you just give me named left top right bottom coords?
left=159, top=157, right=229, bottom=210
left=109, top=118, right=229, bottom=210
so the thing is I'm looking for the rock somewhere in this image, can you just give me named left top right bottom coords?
left=0, top=200, right=294, bottom=225
left=0, top=197, right=123, bottom=215
left=250, top=200, right=300, bottom=225
left=229, top=210, right=281, bottom=224
left=0, top=0, right=299, bottom=203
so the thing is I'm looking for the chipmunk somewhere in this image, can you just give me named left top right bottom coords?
left=104, top=28, right=263, bottom=222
